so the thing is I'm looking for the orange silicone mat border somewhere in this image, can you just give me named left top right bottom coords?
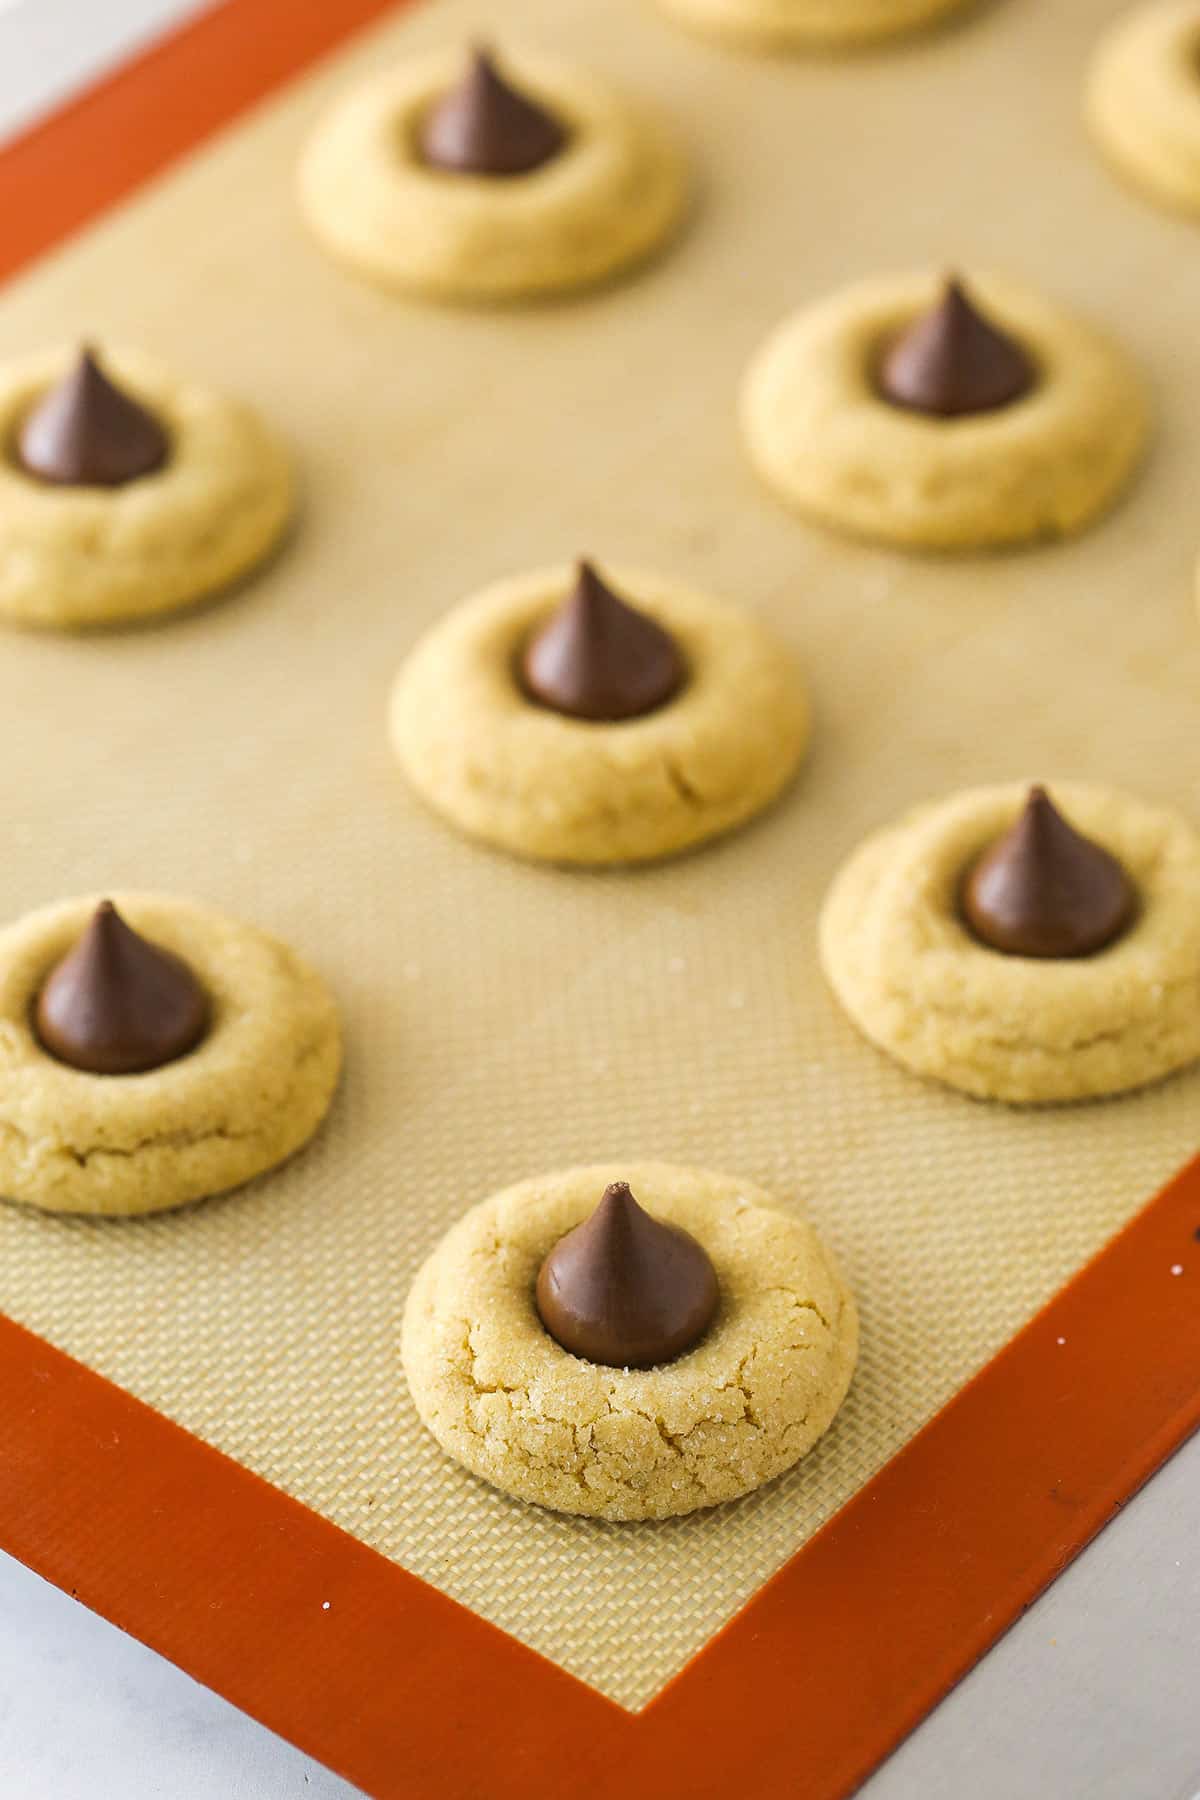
left=2, top=1152, right=1198, bottom=1800
left=1, top=3, right=1199, bottom=1796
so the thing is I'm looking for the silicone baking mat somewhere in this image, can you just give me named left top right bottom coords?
left=1, top=0, right=1199, bottom=1794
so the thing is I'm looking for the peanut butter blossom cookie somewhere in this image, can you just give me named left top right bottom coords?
left=0, top=345, right=292, bottom=628
left=820, top=783, right=1200, bottom=1103
left=389, top=560, right=810, bottom=864
left=741, top=273, right=1148, bottom=550
left=652, top=0, right=977, bottom=50
left=402, top=1165, right=857, bottom=1520
left=297, top=45, right=688, bottom=301
left=1086, top=1, right=1200, bottom=217
left=0, top=894, right=341, bottom=1215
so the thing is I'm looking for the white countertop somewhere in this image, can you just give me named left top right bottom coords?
left=0, top=4, right=1196, bottom=1795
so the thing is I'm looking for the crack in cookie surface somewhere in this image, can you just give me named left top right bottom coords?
left=821, top=781, right=1200, bottom=1102
left=402, top=1164, right=857, bottom=1520
left=0, top=895, right=340, bottom=1214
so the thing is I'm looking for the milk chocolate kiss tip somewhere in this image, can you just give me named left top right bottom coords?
left=418, top=45, right=567, bottom=176
left=535, top=1180, right=719, bottom=1368
left=35, top=900, right=211, bottom=1075
left=521, top=560, right=686, bottom=722
left=878, top=276, right=1035, bottom=419
left=961, top=785, right=1137, bottom=959
left=17, top=346, right=170, bottom=487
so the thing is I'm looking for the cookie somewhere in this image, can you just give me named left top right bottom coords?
left=0, top=893, right=341, bottom=1215
left=0, top=346, right=293, bottom=629
left=388, top=563, right=810, bottom=865
left=402, top=1163, right=857, bottom=1520
left=297, top=46, right=688, bottom=302
left=653, top=0, right=976, bottom=51
left=819, top=783, right=1200, bottom=1103
left=741, top=272, right=1148, bottom=550
left=1086, top=1, right=1200, bottom=218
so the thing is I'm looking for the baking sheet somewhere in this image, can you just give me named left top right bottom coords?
left=0, top=0, right=1196, bottom=1711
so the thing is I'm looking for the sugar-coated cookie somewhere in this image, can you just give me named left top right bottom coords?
left=389, top=563, right=810, bottom=865
left=1086, top=1, right=1200, bottom=217
left=820, top=783, right=1200, bottom=1103
left=741, top=272, right=1148, bottom=550
left=0, top=894, right=341, bottom=1215
left=402, top=1163, right=857, bottom=1520
left=0, top=346, right=292, bottom=629
left=298, top=46, right=688, bottom=302
left=653, top=0, right=976, bottom=50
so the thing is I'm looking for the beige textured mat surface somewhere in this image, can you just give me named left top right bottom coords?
left=0, top=0, right=1197, bottom=1712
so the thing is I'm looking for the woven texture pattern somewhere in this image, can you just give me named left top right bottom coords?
left=0, top=0, right=1195, bottom=1711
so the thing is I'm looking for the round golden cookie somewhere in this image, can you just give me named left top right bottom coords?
left=389, top=565, right=810, bottom=865
left=0, top=347, right=293, bottom=629
left=0, top=894, right=342, bottom=1215
left=1086, top=1, right=1200, bottom=217
left=741, top=273, right=1148, bottom=550
left=402, top=1162, right=857, bottom=1521
left=297, top=47, right=688, bottom=302
left=652, top=0, right=976, bottom=50
left=819, top=783, right=1200, bottom=1104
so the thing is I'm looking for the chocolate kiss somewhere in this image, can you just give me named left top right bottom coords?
left=536, top=1181, right=719, bottom=1368
left=17, top=347, right=169, bottom=487
left=418, top=47, right=567, bottom=176
left=960, top=786, right=1137, bottom=959
left=521, top=561, right=685, bottom=722
left=877, top=277, right=1035, bottom=418
left=35, top=901, right=210, bottom=1075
